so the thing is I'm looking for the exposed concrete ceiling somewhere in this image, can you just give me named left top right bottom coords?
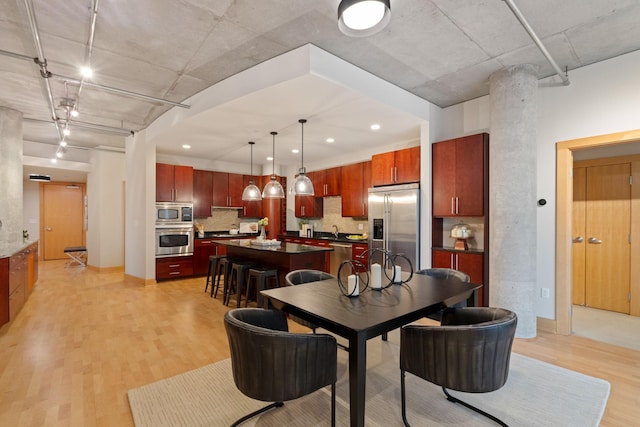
left=3, top=0, right=640, bottom=180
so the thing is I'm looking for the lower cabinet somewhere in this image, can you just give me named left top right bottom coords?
left=1, top=241, right=39, bottom=327
left=193, top=239, right=227, bottom=276
left=432, top=249, right=485, bottom=306
left=352, top=243, right=369, bottom=273
left=156, top=256, right=194, bottom=280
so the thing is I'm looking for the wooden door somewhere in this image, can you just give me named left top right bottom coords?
left=432, top=140, right=456, bottom=216
left=394, top=146, right=420, bottom=184
left=572, top=167, right=587, bottom=305
left=42, top=183, right=85, bottom=260
left=584, top=163, right=631, bottom=313
left=455, top=135, right=485, bottom=216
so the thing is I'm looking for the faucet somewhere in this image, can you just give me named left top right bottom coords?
left=332, top=224, right=339, bottom=239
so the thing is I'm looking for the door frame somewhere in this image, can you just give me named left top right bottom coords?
left=556, top=129, right=640, bottom=335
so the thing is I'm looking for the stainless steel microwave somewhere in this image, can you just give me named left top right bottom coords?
left=156, top=202, right=193, bottom=225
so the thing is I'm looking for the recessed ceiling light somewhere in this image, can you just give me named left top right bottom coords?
left=292, top=148, right=299, bottom=154
left=80, top=66, right=93, bottom=78
left=370, top=124, right=381, bottom=131
left=182, top=144, right=191, bottom=149
left=326, top=138, right=335, bottom=143
left=267, top=156, right=273, bottom=161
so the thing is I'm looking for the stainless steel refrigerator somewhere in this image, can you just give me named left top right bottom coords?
left=368, top=183, right=420, bottom=272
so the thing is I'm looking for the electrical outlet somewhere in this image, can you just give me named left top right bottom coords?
left=358, top=223, right=364, bottom=230
left=541, top=288, right=550, bottom=299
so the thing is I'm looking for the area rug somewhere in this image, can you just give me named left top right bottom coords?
left=128, top=333, right=610, bottom=426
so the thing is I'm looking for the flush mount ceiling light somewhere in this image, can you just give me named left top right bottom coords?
left=294, top=119, right=315, bottom=196
left=262, top=131, right=285, bottom=199
left=242, top=141, right=262, bottom=201
left=338, top=0, right=391, bottom=37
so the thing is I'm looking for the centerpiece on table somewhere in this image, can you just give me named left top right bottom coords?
left=257, top=217, right=269, bottom=241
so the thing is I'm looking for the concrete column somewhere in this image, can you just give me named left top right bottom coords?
left=0, top=107, right=23, bottom=245
left=489, top=65, right=538, bottom=338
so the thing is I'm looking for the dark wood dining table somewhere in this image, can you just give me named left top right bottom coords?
left=260, top=272, right=480, bottom=427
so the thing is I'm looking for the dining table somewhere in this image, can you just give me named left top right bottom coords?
left=260, top=271, right=480, bottom=427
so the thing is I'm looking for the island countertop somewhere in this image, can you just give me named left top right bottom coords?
left=213, top=239, right=333, bottom=254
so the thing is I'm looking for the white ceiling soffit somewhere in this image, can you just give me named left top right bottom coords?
left=148, top=45, right=432, bottom=168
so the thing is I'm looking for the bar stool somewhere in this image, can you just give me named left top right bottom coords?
left=245, top=267, right=280, bottom=307
left=216, top=257, right=235, bottom=305
left=205, top=255, right=228, bottom=297
left=227, top=261, right=256, bottom=307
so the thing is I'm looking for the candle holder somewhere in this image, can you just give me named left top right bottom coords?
left=390, top=253, right=414, bottom=284
left=363, top=248, right=396, bottom=289
left=337, top=259, right=369, bottom=297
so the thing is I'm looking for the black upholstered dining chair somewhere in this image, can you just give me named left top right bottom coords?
left=284, top=269, right=336, bottom=332
left=400, top=307, right=517, bottom=427
left=416, top=268, right=471, bottom=320
left=224, top=308, right=337, bottom=426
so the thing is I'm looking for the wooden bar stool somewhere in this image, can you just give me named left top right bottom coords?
left=205, top=255, right=228, bottom=298
left=245, top=267, right=280, bottom=307
left=227, top=261, right=256, bottom=307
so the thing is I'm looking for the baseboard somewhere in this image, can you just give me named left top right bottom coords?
left=124, top=273, right=157, bottom=286
left=87, top=265, right=124, bottom=273
left=536, top=316, right=557, bottom=334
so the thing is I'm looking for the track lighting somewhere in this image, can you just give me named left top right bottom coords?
left=338, top=0, right=391, bottom=37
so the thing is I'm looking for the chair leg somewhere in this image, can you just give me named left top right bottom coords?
left=230, top=401, right=284, bottom=427
left=331, top=382, right=336, bottom=427
left=401, top=369, right=411, bottom=427
left=442, top=387, right=509, bottom=427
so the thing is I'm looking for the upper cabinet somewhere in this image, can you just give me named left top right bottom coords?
left=295, top=194, right=323, bottom=218
left=371, top=146, right=420, bottom=186
left=432, top=133, right=488, bottom=217
left=156, top=163, right=194, bottom=202
left=310, top=167, right=341, bottom=196
left=241, top=175, right=263, bottom=218
left=341, top=161, right=371, bottom=217
left=193, top=169, right=213, bottom=217
left=212, top=172, right=244, bottom=208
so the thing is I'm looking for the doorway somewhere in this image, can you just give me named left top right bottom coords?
left=572, top=160, right=631, bottom=314
left=40, top=182, right=86, bottom=260
left=556, top=130, right=640, bottom=335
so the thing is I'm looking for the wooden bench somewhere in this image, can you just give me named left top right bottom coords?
left=64, top=246, right=87, bottom=267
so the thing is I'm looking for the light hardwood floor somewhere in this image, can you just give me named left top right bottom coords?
left=1, top=260, right=638, bottom=426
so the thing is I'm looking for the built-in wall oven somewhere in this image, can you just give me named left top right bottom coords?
left=155, top=225, right=194, bottom=258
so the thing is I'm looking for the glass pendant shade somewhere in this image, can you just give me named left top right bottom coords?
left=242, top=141, right=262, bottom=201
left=294, top=118, right=314, bottom=196
left=262, top=131, right=285, bottom=199
left=338, top=0, right=391, bottom=37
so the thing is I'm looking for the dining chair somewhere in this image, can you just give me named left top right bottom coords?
left=400, top=307, right=517, bottom=427
left=415, top=268, right=471, bottom=320
left=224, top=308, right=337, bottom=426
left=284, top=269, right=336, bottom=332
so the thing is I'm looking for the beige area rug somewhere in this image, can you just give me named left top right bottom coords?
left=128, top=332, right=610, bottom=427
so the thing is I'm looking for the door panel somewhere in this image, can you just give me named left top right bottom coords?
left=572, top=167, right=587, bottom=305
left=585, top=164, right=630, bottom=313
left=43, top=183, right=85, bottom=260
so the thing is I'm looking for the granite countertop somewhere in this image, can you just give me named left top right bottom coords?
left=195, top=231, right=256, bottom=239
left=214, top=239, right=333, bottom=254
left=278, top=231, right=368, bottom=244
left=0, top=239, right=38, bottom=259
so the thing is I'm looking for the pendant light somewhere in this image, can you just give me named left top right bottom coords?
left=262, top=131, right=285, bottom=199
left=294, top=119, right=314, bottom=195
left=338, top=0, right=391, bottom=37
left=242, top=141, right=262, bottom=201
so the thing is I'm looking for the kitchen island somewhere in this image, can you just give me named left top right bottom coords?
left=213, top=239, right=333, bottom=279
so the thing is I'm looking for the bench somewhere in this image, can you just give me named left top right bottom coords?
left=64, top=246, right=87, bottom=267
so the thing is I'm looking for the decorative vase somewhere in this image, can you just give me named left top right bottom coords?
left=259, top=225, right=266, bottom=241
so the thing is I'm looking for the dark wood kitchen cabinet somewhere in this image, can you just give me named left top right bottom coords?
left=212, top=172, right=244, bottom=208
left=295, top=194, right=323, bottom=218
left=241, top=175, right=263, bottom=218
left=193, top=239, right=227, bottom=276
left=1, top=241, right=39, bottom=327
left=156, top=256, right=193, bottom=280
left=341, top=161, right=371, bottom=217
left=371, top=146, right=420, bottom=186
left=432, top=133, right=487, bottom=217
left=156, top=163, right=194, bottom=202
left=432, top=249, right=484, bottom=306
left=311, top=167, right=341, bottom=196
left=193, top=169, right=213, bottom=217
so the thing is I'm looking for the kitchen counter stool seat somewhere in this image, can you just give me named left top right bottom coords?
left=216, top=257, right=236, bottom=305
left=228, top=261, right=257, bottom=308
left=245, top=267, right=280, bottom=307
left=205, top=255, right=229, bottom=298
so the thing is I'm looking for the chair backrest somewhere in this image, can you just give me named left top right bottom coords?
left=401, top=307, right=517, bottom=393
left=285, top=269, right=335, bottom=286
left=224, top=308, right=337, bottom=402
left=416, top=267, right=470, bottom=282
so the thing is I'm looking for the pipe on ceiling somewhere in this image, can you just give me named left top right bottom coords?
left=23, top=0, right=64, bottom=140
left=502, top=0, right=570, bottom=85
left=23, top=117, right=134, bottom=136
left=74, top=0, right=100, bottom=113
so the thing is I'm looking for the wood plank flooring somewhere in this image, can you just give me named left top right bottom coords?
left=0, top=260, right=638, bottom=426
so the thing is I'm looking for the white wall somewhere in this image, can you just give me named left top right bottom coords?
left=438, top=49, right=640, bottom=319
left=22, top=180, right=40, bottom=244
